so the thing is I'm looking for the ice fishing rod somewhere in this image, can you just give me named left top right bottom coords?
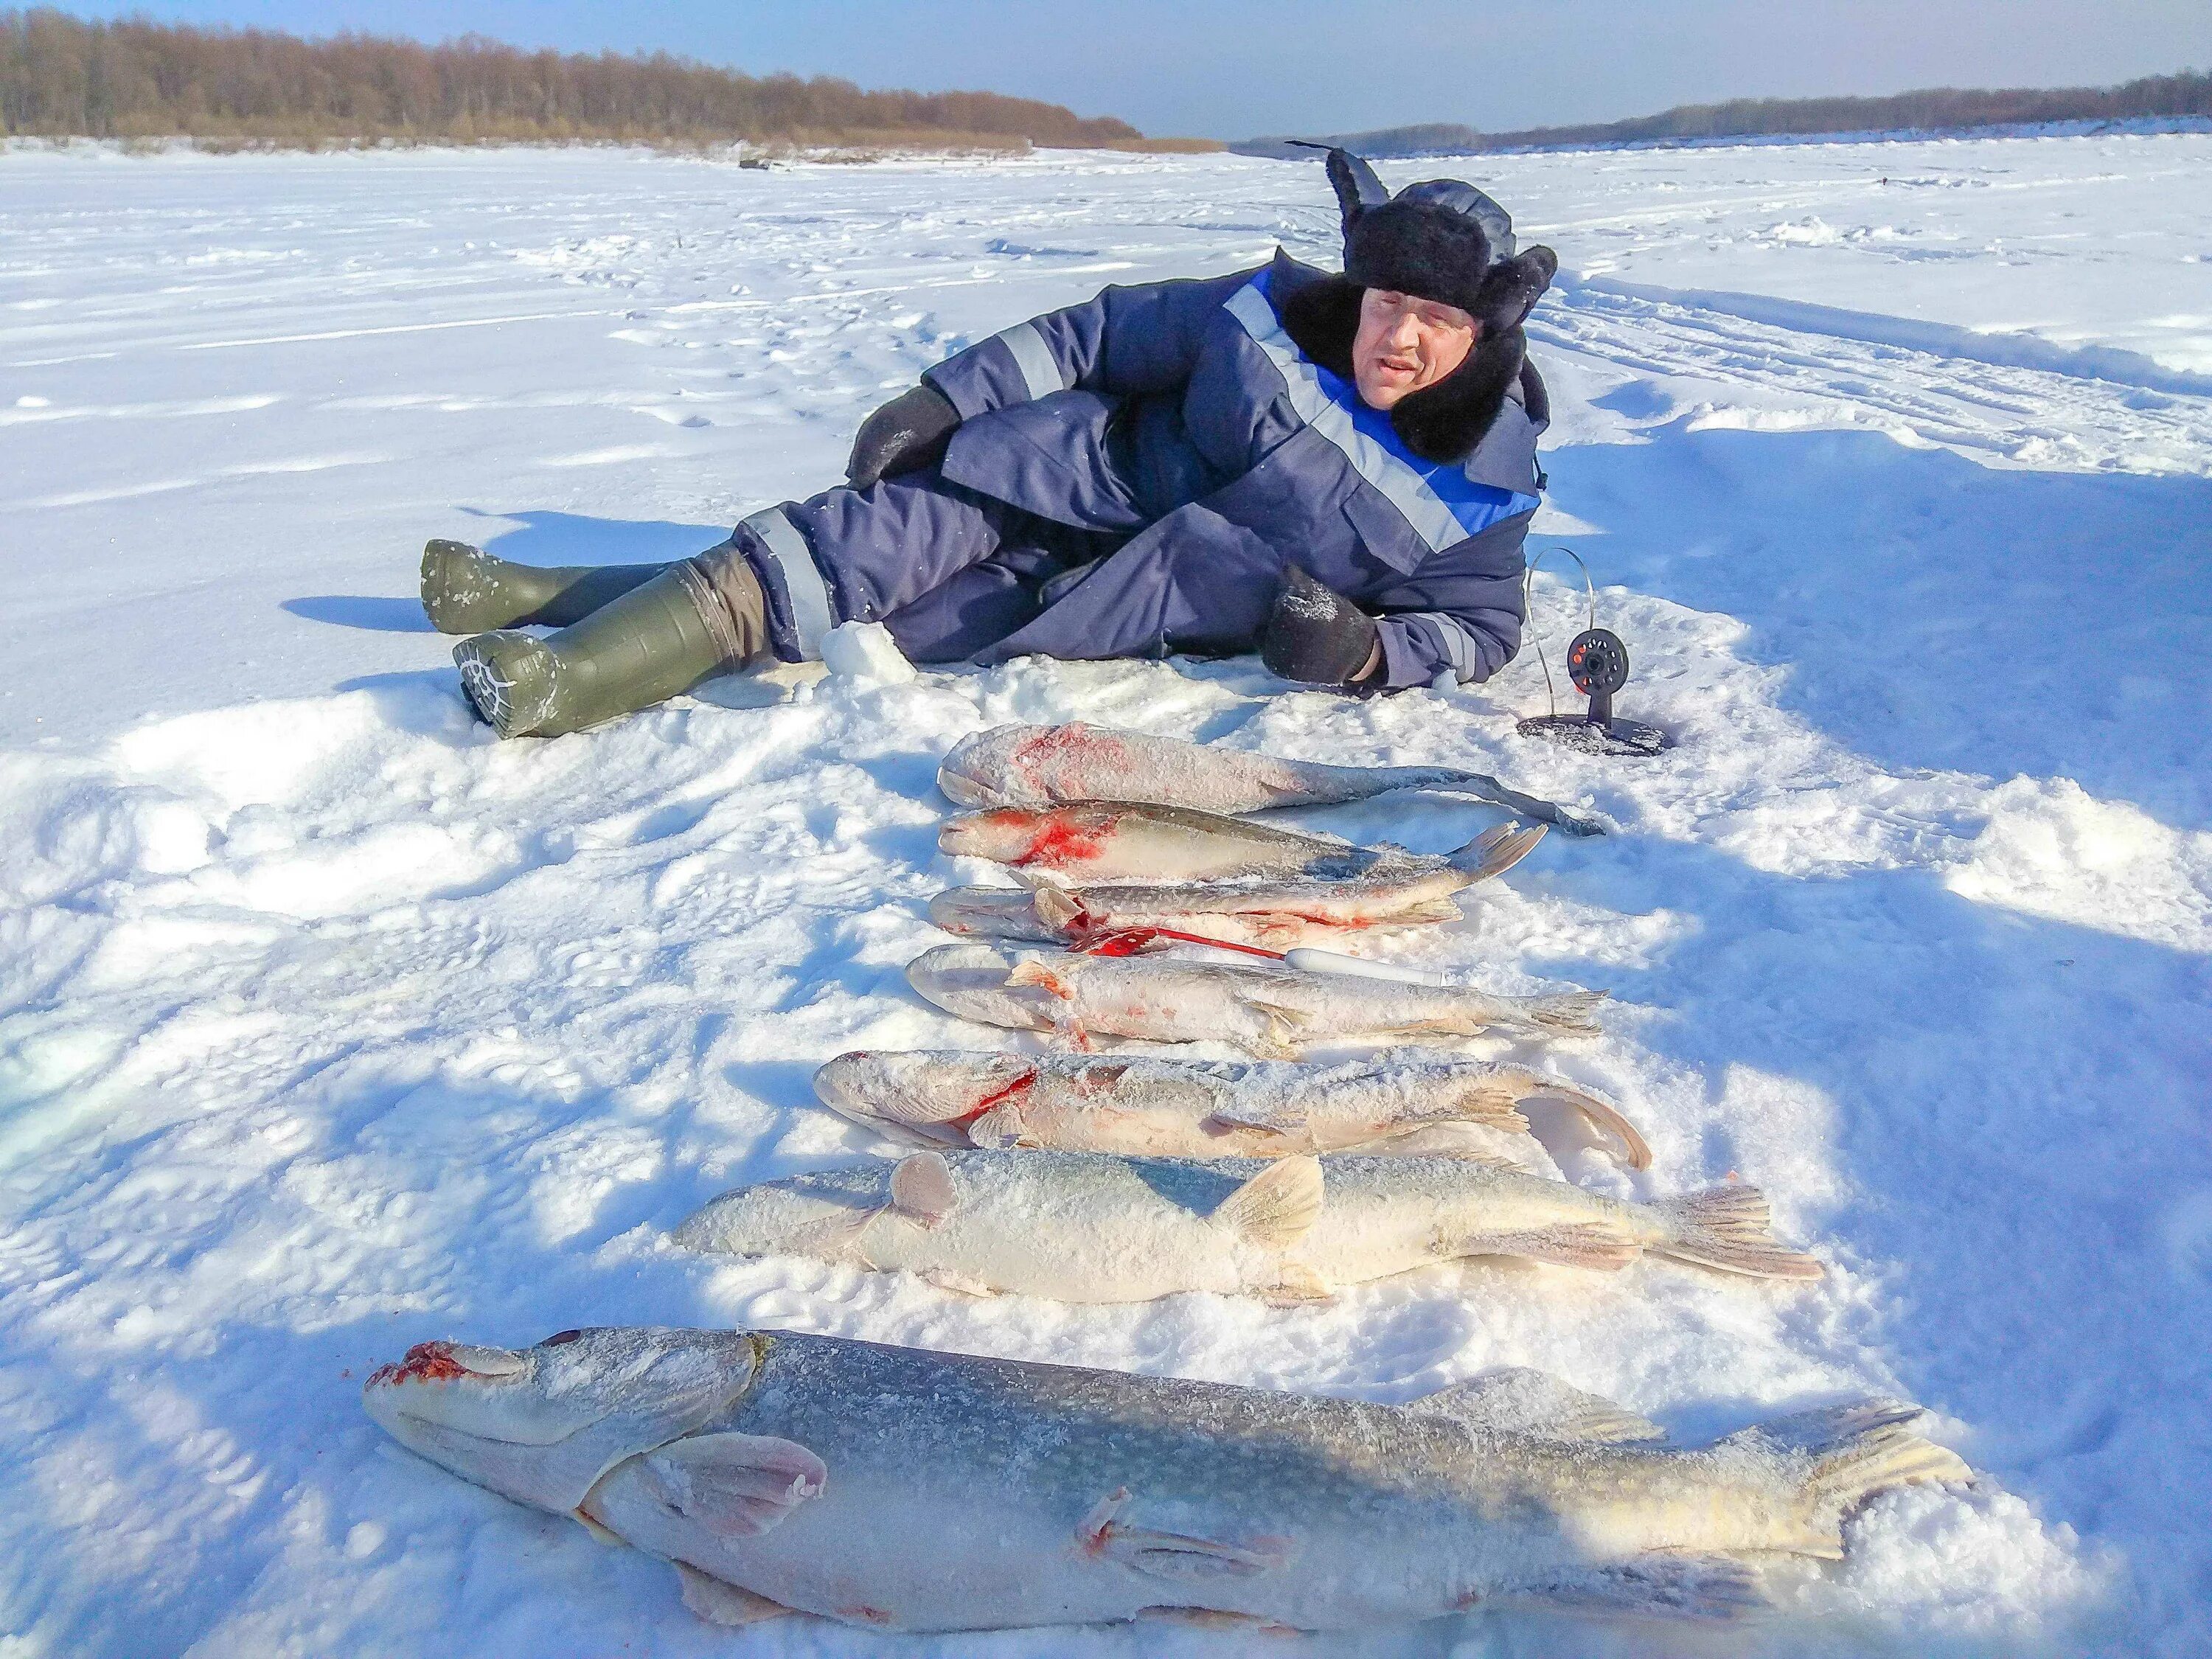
left=1515, top=547, right=1669, bottom=758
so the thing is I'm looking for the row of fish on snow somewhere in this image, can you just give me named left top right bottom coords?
left=364, top=720, right=1976, bottom=1635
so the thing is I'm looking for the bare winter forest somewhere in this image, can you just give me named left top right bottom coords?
left=0, top=9, right=1208, bottom=151
left=1237, top=69, right=2212, bottom=156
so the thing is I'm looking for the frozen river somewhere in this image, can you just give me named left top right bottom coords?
left=1, top=136, right=2209, bottom=1655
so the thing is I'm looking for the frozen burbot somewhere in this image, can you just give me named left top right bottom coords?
left=672, top=1149, right=1821, bottom=1301
left=364, top=1325, right=1968, bottom=1632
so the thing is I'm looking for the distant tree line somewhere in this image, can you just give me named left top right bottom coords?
left=0, top=10, right=1169, bottom=150
left=1237, top=70, right=2212, bottom=159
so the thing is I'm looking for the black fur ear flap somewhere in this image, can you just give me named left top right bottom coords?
left=1278, top=274, right=1363, bottom=380
left=1388, top=325, right=1528, bottom=465
left=1289, top=141, right=1388, bottom=236
left=1472, top=245, right=1557, bottom=335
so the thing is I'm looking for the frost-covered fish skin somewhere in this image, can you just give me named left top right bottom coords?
left=938, top=721, right=1602, bottom=835
left=939, top=800, right=1534, bottom=886
left=812, top=1049, right=1650, bottom=1172
left=364, top=1326, right=1966, bottom=1632
left=674, top=1150, right=1821, bottom=1299
left=928, top=821, right=1544, bottom=950
left=931, top=849, right=1531, bottom=953
left=907, top=943, right=1607, bottom=1055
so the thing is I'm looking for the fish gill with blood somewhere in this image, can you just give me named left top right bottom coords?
left=810, top=1049, right=1650, bottom=1172
left=672, top=1148, right=1823, bottom=1302
left=936, top=720, right=1604, bottom=835
left=906, top=943, right=1607, bottom=1056
left=364, top=1324, right=1968, bottom=1632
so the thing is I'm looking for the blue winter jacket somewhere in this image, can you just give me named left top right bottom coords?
left=920, top=248, right=1546, bottom=689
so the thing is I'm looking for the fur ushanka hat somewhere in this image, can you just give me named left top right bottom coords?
left=1281, top=145, right=1557, bottom=464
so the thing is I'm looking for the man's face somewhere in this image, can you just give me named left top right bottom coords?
left=1352, top=288, right=1478, bottom=411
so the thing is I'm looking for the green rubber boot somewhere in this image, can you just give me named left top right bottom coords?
left=452, top=555, right=762, bottom=739
left=420, top=539, right=673, bottom=634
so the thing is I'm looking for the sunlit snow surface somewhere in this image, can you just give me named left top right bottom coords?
left=1, top=137, right=2209, bottom=1657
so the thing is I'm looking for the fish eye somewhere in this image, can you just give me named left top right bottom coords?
left=542, top=1329, right=582, bottom=1346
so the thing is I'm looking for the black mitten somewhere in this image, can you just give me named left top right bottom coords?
left=846, top=383, right=961, bottom=490
left=1261, top=566, right=1382, bottom=686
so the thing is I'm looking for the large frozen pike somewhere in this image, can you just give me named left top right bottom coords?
left=675, top=1150, right=1820, bottom=1301
left=812, top=1049, right=1651, bottom=1172
left=908, top=943, right=1607, bottom=1056
left=930, top=837, right=1534, bottom=951
left=364, top=1325, right=1967, bottom=1632
left=939, top=720, right=1603, bottom=835
left=940, top=800, right=1545, bottom=886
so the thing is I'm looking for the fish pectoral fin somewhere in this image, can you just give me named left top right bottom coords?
left=1496, top=1553, right=1767, bottom=1621
left=919, top=1266, right=1001, bottom=1298
left=782, top=1203, right=885, bottom=1263
left=1077, top=1487, right=1288, bottom=1582
left=1447, top=1222, right=1640, bottom=1271
left=675, top=1563, right=796, bottom=1627
left=1201, top=1102, right=1308, bottom=1136
left=1236, top=997, right=1312, bottom=1057
left=1211, top=1155, right=1324, bottom=1251
left=964, top=1102, right=1034, bottom=1149
left=1026, top=883, right=1084, bottom=933
left=1402, top=1366, right=1666, bottom=1444
left=636, top=1431, right=827, bottom=1540
left=888, top=1150, right=959, bottom=1228
left=1006, top=958, right=1074, bottom=998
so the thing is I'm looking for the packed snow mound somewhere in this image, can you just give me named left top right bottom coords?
left=4, top=136, right=2209, bottom=1655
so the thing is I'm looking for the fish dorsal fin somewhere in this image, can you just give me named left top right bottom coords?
left=1211, top=1155, right=1323, bottom=1250
left=1402, top=1367, right=1666, bottom=1444
left=888, top=1151, right=957, bottom=1228
left=636, top=1431, right=827, bottom=1539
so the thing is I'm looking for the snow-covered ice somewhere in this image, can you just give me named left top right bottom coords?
left=1, top=135, right=2208, bottom=1655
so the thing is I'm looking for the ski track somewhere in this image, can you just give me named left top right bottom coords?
left=1, top=138, right=2210, bottom=1657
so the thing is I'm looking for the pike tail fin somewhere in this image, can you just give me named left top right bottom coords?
left=1722, top=1402, right=1972, bottom=1559
left=1651, top=1185, right=1823, bottom=1281
left=1510, top=987, right=1609, bottom=1036
left=1447, top=821, right=1546, bottom=881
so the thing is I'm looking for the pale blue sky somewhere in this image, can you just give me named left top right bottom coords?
left=58, top=0, right=2212, bottom=137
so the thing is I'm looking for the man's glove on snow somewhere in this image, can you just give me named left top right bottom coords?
left=846, top=383, right=962, bottom=490
left=1262, top=566, right=1382, bottom=687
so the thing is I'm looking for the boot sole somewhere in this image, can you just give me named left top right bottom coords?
left=422, top=539, right=532, bottom=636
left=454, top=633, right=554, bottom=738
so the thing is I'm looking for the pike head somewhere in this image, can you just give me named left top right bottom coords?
left=364, top=1326, right=762, bottom=1513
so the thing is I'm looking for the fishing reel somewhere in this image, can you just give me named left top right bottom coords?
left=1515, top=550, right=1669, bottom=759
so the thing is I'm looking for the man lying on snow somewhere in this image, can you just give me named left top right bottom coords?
left=420, top=148, right=1559, bottom=738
